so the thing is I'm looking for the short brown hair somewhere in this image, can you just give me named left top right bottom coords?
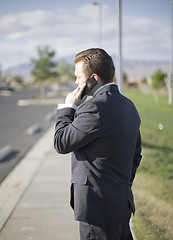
left=74, top=48, right=115, bottom=83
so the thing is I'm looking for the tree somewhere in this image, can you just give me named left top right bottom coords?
left=12, top=75, right=24, bottom=88
left=151, top=69, right=166, bottom=90
left=113, top=72, right=128, bottom=87
left=31, top=45, right=57, bottom=98
left=123, top=71, right=128, bottom=89
left=0, top=64, right=2, bottom=87
left=0, top=64, right=8, bottom=87
left=151, top=69, right=166, bottom=104
left=141, top=77, right=147, bottom=84
left=123, top=71, right=128, bottom=83
left=57, top=59, right=75, bottom=83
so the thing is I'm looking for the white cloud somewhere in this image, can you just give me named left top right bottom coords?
left=0, top=4, right=170, bottom=69
left=123, top=15, right=170, bottom=60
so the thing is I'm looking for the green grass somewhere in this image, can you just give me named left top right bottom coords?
left=125, top=88, right=173, bottom=240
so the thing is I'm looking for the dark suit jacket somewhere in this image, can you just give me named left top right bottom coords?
left=54, top=84, right=142, bottom=224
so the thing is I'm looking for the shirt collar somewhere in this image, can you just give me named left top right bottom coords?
left=93, top=82, right=115, bottom=97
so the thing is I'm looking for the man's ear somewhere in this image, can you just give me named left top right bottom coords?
left=92, top=74, right=99, bottom=81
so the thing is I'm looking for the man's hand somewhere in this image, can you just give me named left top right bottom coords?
left=65, top=83, right=87, bottom=106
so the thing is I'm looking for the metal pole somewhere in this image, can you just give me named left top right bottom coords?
left=117, top=0, right=123, bottom=93
left=99, top=3, right=102, bottom=48
left=168, top=0, right=173, bottom=104
left=93, top=2, right=102, bottom=48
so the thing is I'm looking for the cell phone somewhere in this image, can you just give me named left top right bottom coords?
left=81, top=76, right=97, bottom=98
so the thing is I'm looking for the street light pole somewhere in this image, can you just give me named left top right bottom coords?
left=93, top=2, right=102, bottom=48
left=168, top=0, right=173, bottom=104
left=117, top=0, right=123, bottom=94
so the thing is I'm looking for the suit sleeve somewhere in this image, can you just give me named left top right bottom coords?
left=54, top=101, right=100, bottom=154
left=129, top=130, right=142, bottom=186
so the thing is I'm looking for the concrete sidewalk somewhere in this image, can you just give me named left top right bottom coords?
left=0, top=125, right=79, bottom=239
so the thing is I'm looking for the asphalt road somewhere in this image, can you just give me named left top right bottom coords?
left=0, top=88, right=58, bottom=183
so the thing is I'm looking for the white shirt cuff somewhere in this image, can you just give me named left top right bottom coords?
left=57, top=103, right=78, bottom=111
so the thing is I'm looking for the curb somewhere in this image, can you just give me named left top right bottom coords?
left=17, top=98, right=64, bottom=106
left=0, top=125, right=54, bottom=231
left=26, top=124, right=42, bottom=135
left=0, top=145, right=13, bottom=162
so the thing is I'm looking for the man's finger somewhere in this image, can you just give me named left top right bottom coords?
left=78, top=83, right=86, bottom=95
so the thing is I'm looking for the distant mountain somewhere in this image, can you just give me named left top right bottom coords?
left=5, top=63, right=32, bottom=77
left=4, top=59, right=169, bottom=80
left=123, top=59, right=169, bottom=79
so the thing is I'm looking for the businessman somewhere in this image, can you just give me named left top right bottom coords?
left=54, top=48, right=142, bottom=240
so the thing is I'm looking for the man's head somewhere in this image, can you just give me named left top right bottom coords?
left=74, top=48, right=115, bottom=84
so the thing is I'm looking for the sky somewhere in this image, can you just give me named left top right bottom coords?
left=0, top=0, right=171, bottom=70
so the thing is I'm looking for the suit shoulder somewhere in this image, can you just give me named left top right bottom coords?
left=123, top=96, right=141, bottom=123
left=77, top=97, right=99, bottom=113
